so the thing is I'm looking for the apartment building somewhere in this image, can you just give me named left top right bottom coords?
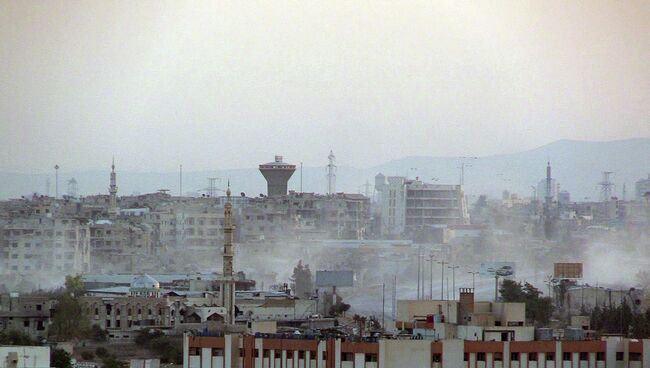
left=0, top=294, right=56, bottom=340
left=0, top=217, right=90, bottom=274
left=375, top=175, right=469, bottom=239
left=89, top=220, right=153, bottom=273
left=184, top=333, right=650, bottom=368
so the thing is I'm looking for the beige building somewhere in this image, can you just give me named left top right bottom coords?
left=0, top=217, right=90, bottom=275
left=0, top=294, right=55, bottom=341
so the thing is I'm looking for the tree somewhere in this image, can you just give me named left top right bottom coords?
left=64, top=274, right=85, bottom=297
left=50, top=293, right=89, bottom=340
left=0, top=330, right=40, bottom=346
left=51, top=349, right=72, bottom=368
left=290, top=260, right=314, bottom=299
left=499, top=280, right=554, bottom=325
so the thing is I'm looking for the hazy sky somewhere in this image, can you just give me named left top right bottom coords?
left=1, top=1, right=648, bottom=172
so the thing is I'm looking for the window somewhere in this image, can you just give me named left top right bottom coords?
left=630, top=353, right=642, bottom=361
left=528, top=353, right=537, bottom=361
left=546, top=352, right=555, bottom=361
left=476, top=352, right=486, bottom=361
left=298, top=351, right=305, bottom=359
left=596, top=352, right=605, bottom=361
left=23, top=320, right=29, bottom=327
left=563, top=352, right=572, bottom=361
left=493, top=353, right=503, bottom=361
left=432, top=353, right=442, bottom=363
left=464, top=353, right=469, bottom=361
left=189, top=348, right=200, bottom=356
left=579, top=352, right=588, bottom=361
left=510, top=352, right=519, bottom=361
left=212, top=348, right=224, bottom=356
left=36, top=305, right=42, bottom=311
left=366, top=353, right=378, bottom=362
left=341, top=353, right=354, bottom=361
left=616, top=352, right=624, bottom=361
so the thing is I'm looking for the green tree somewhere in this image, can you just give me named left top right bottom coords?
left=50, top=349, right=72, bottom=368
left=50, top=293, right=89, bottom=340
left=499, top=280, right=553, bottom=325
left=64, top=274, right=85, bottom=297
left=0, top=330, right=40, bottom=346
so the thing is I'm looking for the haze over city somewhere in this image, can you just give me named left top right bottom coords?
left=1, top=2, right=650, bottom=368
left=1, top=1, right=649, bottom=172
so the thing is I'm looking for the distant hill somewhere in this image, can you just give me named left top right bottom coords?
left=1, top=138, right=648, bottom=201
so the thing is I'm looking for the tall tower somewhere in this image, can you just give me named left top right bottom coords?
left=67, top=178, right=78, bottom=198
left=599, top=171, right=615, bottom=202
left=221, top=182, right=236, bottom=324
left=327, top=150, right=337, bottom=195
left=544, top=162, right=553, bottom=211
left=109, top=158, right=118, bottom=215
left=259, top=155, right=296, bottom=197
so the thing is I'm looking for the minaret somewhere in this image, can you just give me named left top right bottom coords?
left=222, top=181, right=236, bottom=324
left=327, top=150, right=336, bottom=195
left=109, top=157, right=118, bottom=216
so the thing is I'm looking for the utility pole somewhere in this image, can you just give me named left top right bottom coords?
left=449, top=265, right=460, bottom=300
left=428, top=255, right=435, bottom=300
left=468, top=271, right=479, bottom=290
left=382, top=283, right=385, bottom=329
left=300, top=162, right=303, bottom=192
left=416, top=247, right=421, bottom=300
left=54, top=165, right=59, bottom=199
left=437, top=261, right=448, bottom=300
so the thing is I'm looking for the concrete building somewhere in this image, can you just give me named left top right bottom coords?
left=239, top=192, right=370, bottom=242
left=259, top=156, right=296, bottom=197
left=0, top=294, right=56, bottom=340
left=0, top=345, right=50, bottom=368
left=636, top=174, right=650, bottom=201
left=89, top=220, right=153, bottom=273
left=396, top=291, right=531, bottom=342
left=81, top=275, right=228, bottom=336
left=184, top=333, right=650, bottom=368
left=375, top=175, right=468, bottom=238
left=0, top=217, right=90, bottom=274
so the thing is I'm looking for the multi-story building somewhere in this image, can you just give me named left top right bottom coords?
left=184, top=333, right=650, bottom=368
left=375, top=175, right=469, bottom=239
left=0, top=217, right=90, bottom=274
left=239, top=192, right=370, bottom=242
left=636, top=174, right=650, bottom=202
left=0, top=294, right=56, bottom=340
left=89, top=220, right=153, bottom=273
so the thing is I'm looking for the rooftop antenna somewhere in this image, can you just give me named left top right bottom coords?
left=598, top=171, right=615, bottom=202
left=327, top=150, right=336, bottom=195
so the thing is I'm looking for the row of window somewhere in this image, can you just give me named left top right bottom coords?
left=462, top=351, right=641, bottom=362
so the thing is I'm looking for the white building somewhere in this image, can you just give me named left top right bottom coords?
left=636, top=174, right=650, bottom=201
left=0, top=346, right=50, bottom=368
left=375, top=175, right=469, bottom=238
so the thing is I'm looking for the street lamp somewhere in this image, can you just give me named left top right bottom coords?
left=54, top=165, right=59, bottom=199
left=448, top=265, right=460, bottom=300
left=437, top=261, right=448, bottom=300
left=467, top=271, right=479, bottom=290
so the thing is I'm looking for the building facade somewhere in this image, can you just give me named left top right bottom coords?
left=375, top=175, right=469, bottom=238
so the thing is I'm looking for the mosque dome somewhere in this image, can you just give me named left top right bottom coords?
left=130, top=274, right=160, bottom=289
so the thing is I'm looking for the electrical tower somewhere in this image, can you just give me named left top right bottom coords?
left=206, top=177, right=221, bottom=197
left=67, top=178, right=78, bottom=197
left=598, top=171, right=615, bottom=202
left=327, top=150, right=336, bottom=195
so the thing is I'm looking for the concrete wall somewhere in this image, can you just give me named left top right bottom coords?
left=378, top=339, right=430, bottom=368
left=0, top=346, right=50, bottom=368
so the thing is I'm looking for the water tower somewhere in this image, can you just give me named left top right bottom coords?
left=259, top=155, right=296, bottom=197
